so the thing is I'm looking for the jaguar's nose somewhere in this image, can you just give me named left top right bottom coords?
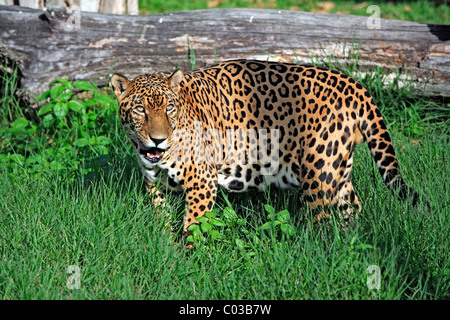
left=150, top=136, right=166, bottom=147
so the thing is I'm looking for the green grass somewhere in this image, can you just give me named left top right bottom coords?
left=0, top=131, right=448, bottom=299
left=139, top=0, right=449, bottom=25
left=1, top=46, right=449, bottom=299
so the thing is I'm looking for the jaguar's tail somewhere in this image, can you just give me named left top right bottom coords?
left=356, top=92, right=426, bottom=209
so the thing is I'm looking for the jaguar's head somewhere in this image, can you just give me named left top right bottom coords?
left=111, top=70, right=183, bottom=165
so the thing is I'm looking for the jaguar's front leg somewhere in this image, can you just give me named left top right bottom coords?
left=182, top=164, right=218, bottom=233
left=144, top=176, right=177, bottom=235
left=144, top=176, right=167, bottom=207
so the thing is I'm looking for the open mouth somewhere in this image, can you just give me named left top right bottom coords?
left=138, top=142, right=165, bottom=163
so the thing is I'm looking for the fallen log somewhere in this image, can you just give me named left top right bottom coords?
left=0, top=5, right=449, bottom=103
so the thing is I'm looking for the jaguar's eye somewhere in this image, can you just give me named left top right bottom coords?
left=134, top=106, right=145, bottom=113
left=166, top=104, right=175, bottom=112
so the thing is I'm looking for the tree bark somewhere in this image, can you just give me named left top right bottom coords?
left=0, top=5, right=449, bottom=103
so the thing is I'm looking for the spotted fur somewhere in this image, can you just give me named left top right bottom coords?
left=111, top=59, right=422, bottom=232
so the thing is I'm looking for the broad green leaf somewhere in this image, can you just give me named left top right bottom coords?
left=192, top=225, right=201, bottom=237
left=196, top=216, right=209, bottom=224
left=83, top=98, right=97, bottom=107
left=68, top=100, right=85, bottom=113
left=36, top=90, right=50, bottom=102
left=73, top=138, right=88, bottom=147
left=264, top=204, right=275, bottom=215
left=188, top=224, right=202, bottom=237
left=260, top=222, right=273, bottom=230
left=63, top=80, right=73, bottom=91
left=59, top=92, right=72, bottom=102
left=223, top=206, right=236, bottom=219
left=56, top=120, right=68, bottom=128
left=50, top=84, right=65, bottom=100
left=96, top=136, right=112, bottom=146
left=73, top=80, right=96, bottom=91
left=210, top=218, right=226, bottom=227
left=54, top=102, right=68, bottom=118
left=87, top=112, right=98, bottom=121
left=10, top=153, right=25, bottom=164
left=277, top=210, right=290, bottom=222
left=96, top=145, right=109, bottom=155
left=200, top=222, right=212, bottom=233
left=26, top=124, right=36, bottom=135
left=205, top=211, right=216, bottom=219
left=37, top=101, right=55, bottom=116
left=93, top=95, right=113, bottom=105
left=11, top=118, right=29, bottom=130
left=42, top=114, right=54, bottom=128
left=211, top=230, right=220, bottom=240
left=188, top=224, right=199, bottom=231
left=25, top=154, right=39, bottom=165
left=50, top=160, right=64, bottom=172
left=267, top=213, right=276, bottom=220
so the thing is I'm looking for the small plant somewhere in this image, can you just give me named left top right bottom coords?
left=186, top=203, right=297, bottom=250
left=36, top=78, right=116, bottom=153
left=186, top=211, right=226, bottom=244
left=186, top=206, right=252, bottom=242
left=186, top=205, right=262, bottom=261
left=260, top=204, right=296, bottom=237
left=0, top=117, right=36, bottom=169
left=185, top=205, right=250, bottom=241
left=0, top=77, right=119, bottom=177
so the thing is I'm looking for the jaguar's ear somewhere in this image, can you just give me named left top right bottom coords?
left=168, top=69, right=183, bottom=94
left=110, top=73, right=130, bottom=101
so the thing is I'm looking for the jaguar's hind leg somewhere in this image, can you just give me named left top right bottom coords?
left=302, top=146, right=362, bottom=227
left=333, top=146, right=362, bottom=224
left=334, top=181, right=361, bottom=225
left=307, top=181, right=361, bottom=227
left=301, top=181, right=336, bottom=225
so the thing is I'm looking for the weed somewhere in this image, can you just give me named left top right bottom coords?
left=0, top=73, right=120, bottom=178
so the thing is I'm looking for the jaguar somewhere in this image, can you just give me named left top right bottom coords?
left=110, top=59, right=423, bottom=233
